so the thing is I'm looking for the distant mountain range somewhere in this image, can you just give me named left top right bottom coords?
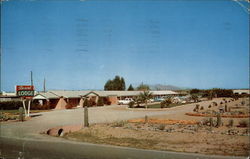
left=148, top=84, right=190, bottom=90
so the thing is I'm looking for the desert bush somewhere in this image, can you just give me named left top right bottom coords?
left=97, top=98, right=104, bottom=106
left=112, top=121, right=127, bottom=127
left=241, top=101, right=245, bottom=106
left=158, top=124, right=165, bottom=130
left=195, top=104, right=200, bottom=110
left=193, top=108, right=197, bottom=112
left=200, top=106, right=204, bottom=110
left=128, top=101, right=135, bottom=108
left=161, top=98, right=172, bottom=108
left=220, top=102, right=223, bottom=105
left=0, top=101, right=22, bottom=110
left=208, top=105, right=211, bottom=108
left=238, top=120, right=249, bottom=127
left=227, top=119, right=234, bottom=127
left=201, top=118, right=210, bottom=126
left=160, top=101, right=165, bottom=108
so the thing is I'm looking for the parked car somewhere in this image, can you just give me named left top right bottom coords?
left=118, top=98, right=134, bottom=105
left=154, top=97, right=165, bottom=102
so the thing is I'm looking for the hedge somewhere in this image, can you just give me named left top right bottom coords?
left=0, top=101, right=23, bottom=110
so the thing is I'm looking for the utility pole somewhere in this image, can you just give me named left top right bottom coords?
left=43, top=78, right=46, bottom=92
left=30, top=71, right=33, bottom=86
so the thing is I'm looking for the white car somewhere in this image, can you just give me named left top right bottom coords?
left=118, top=98, right=133, bottom=105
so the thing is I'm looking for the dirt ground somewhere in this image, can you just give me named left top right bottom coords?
left=63, top=98, right=250, bottom=157
left=63, top=122, right=249, bottom=156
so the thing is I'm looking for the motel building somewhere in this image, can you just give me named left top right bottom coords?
left=32, top=90, right=179, bottom=109
left=233, top=89, right=250, bottom=95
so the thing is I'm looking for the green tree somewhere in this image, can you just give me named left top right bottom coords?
left=104, top=75, right=126, bottom=90
left=190, top=89, right=200, bottom=94
left=121, top=77, right=126, bottom=90
left=127, top=84, right=134, bottom=91
left=139, top=91, right=153, bottom=109
left=137, top=83, right=150, bottom=91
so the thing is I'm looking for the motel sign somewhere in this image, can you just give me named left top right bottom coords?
left=16, top=85, right=35, bottom=97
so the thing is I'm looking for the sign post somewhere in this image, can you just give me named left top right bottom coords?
left=16, top=85, right=35, bottom=117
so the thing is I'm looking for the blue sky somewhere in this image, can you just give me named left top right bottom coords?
left=1, top=0, right=249, bottom=91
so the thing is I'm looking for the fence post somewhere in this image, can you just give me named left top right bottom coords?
left=84, top=106, right=89, bottom=127
left=19, top=107, right=24, bottom=122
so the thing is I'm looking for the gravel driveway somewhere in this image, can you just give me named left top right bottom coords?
left=0, top=99, right=224, bottom=140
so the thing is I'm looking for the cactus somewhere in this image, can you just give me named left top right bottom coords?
left=227, top=119, right=234, bottom=127
left=225, top=104, right=228, bottom=112
left=145, top=115, right=148, bottom=123
left=216, top=113, right=222, bottom=127
left=84, top=106, right=89, bottom=127
left=209, top=117, right=213, bottom=127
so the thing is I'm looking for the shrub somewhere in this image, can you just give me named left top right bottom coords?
left=112, top=121, right=126, bottom=127
left=128, top=101, right=135, bottom=108
left=220, top=102, right=223, bottom=105
left=238, top=120, right=249, bottom=127
left=200, top=106, right=204, bottom=110
left=193, top=108, right=197, bottom=112
left=97, top=98, right=104, bottom=106
left=208, top=105, right=212, bottom=108
left=158, top=124, right=165, bottom=130
left=195, top=104, right=200, bottom=110
left=212, top=102, right=217, bottom=106
left=160, top=101, right=166, bottom=108
left=0, top=101, right=23, bottom=110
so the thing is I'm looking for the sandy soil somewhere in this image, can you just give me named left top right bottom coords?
left=63, top=98, right=250, bottom=157
left=63, top=122, right=249, bottom=157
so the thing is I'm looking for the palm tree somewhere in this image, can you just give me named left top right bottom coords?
left=139, top=91, right=153, bottom=109
left=191, top=94, right=199, bottom=103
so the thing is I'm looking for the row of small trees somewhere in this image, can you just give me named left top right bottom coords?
left=190, top=88, right=235, bottom=98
